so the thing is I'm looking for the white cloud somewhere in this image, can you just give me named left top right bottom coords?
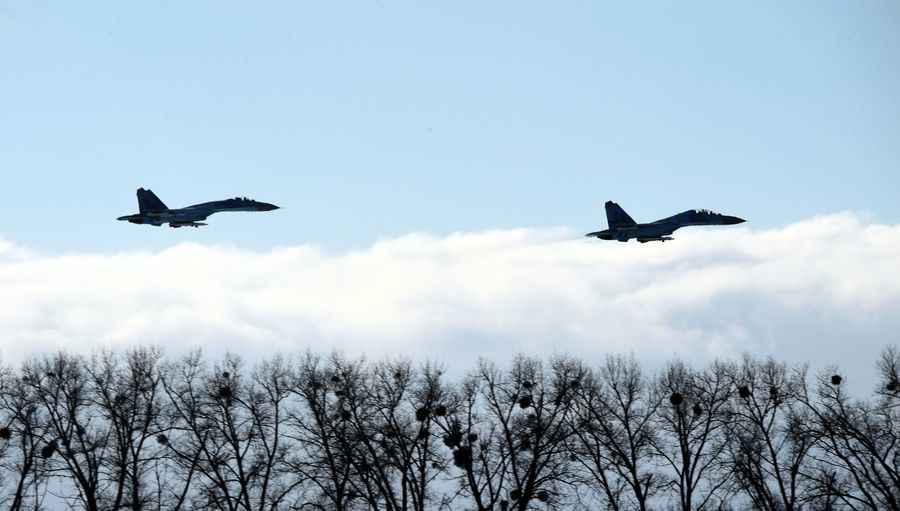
left=0, top=213, right=898, bottom=392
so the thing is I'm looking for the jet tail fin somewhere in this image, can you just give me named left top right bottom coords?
left=137, top=188, right=168, bottom=213
left=605, top=201, right=636, bottom=229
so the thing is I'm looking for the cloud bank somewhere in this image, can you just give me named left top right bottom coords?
left=1, top=213, right=898, bottom=389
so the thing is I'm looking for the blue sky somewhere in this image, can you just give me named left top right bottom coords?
left=1, top=2, right=898, bottom=252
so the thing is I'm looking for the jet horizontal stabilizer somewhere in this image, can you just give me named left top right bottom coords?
left=585, top=230, right=613, bottom=240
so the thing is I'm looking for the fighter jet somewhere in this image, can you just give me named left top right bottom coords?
left=586, top=201, right=744, bottom=243
left=117, top=188, right=279, bottom=228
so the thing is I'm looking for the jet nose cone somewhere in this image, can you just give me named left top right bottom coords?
left=723, top=216, right=745, bottom=225
left=259, top=203, right=279, bottom=211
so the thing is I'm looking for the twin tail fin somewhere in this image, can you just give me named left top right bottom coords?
left=137, top=188, right=168, bottom=213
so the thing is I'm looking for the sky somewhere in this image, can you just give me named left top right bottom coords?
left=1, top=2, right=898, bottom=391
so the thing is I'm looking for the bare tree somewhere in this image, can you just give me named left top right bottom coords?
left=723, top=355, right=813, bottom=511
left=568, top=354, right=662, bottom=511
left=0, top=345, right=896, bottom=509
left=797, top=353, right=900, bottom=510
left=360, top=359, right=447, bottom=510
left=161, top=352, right=303, bottom=510
left=82, top=347, right=170, bottom=510
left=22, top=353, right=108, bottom=511
left=651, top=360, right=732, bottom=510
left=313, top=356, right=449, bottom=511
left=437, top=369, right=510, bottom=511
left=287, top=352, right=368, bottom=510
left=456, top=356, right=578, bottom=511
left=0, top=365, right=51, bottom=510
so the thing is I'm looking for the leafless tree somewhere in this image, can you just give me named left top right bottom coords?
left=436, top=369, right=509, bottom=511
left=0, top=365, right=51, bottom=510
left=722, top=355, right=813, bottom=511
left=797, top=352, right=900, bottom=510
left=21, top=353, right=108, bottom=511
left=161, top=352, right=303, bottom=510
left=82, top=347, right=170, bottom=510
left=457, top=356, right=579, bottom=511
left=651, top=360, right=733, bottom=510
left=287, top=352, right=368, bottom=510
left=0, top=345, right=896, bottom=510
left=568, top=354, right=662, bottom=511
left=289, top=352, right=452, bottom=510
left=362, top=359, right=447, bottom=510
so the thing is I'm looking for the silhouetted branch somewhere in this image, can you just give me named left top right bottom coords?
left=0, top=345, right=894, bottom=510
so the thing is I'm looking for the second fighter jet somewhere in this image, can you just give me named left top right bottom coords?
left=586, top=201, right=744, bottom=243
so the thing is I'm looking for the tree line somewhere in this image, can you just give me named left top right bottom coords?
left=0, top=346, right=897, bottom=510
